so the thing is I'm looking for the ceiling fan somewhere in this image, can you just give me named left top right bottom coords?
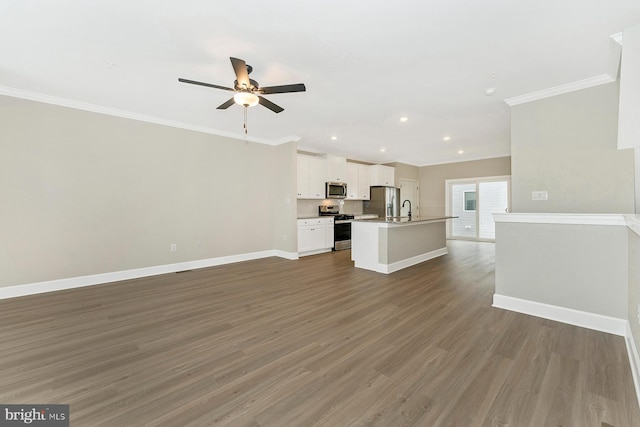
left=178, top=57, right=306, bottom=114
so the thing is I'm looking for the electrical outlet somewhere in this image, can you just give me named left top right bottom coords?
left=170, top=243, right=177, bottom=252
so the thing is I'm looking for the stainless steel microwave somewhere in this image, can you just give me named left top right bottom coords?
left=326, top=182, right=347, bottom=199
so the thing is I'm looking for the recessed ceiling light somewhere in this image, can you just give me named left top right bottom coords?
left=443, top=136, right=451, bottom=141
left=330, top=136, right=337, bottom=141
left=380, top=148, right=386, bottom=152
left=458, top=149, right=464, bottom=154
left=400, top=117, right=408, bottom=122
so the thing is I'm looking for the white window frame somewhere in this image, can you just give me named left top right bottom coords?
left=445, top=175, right=511, bottom=242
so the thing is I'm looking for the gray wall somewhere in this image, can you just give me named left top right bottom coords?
left=495, top=221, right=628, bottom=319
left=0, top=95, right=297, bottom=287
left=387, top=162, right=419, bottom=185
left=418, top=157, right=511, bottom=217
left=511, top=81, right=635, bottom=214
left=381, top=221, right=446, bottom=264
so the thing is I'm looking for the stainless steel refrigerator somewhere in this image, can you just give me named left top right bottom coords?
left=363, top=186, right=401, bottom=218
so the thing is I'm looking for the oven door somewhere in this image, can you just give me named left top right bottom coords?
left=334, top=221, right=352, bottom=250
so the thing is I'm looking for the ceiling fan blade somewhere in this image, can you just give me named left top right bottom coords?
left=217, top=98, right=236, bottom=109
left=258, top=96, right=284, bottom=113
left=257, top=83, right=306, bottom=95
left=178, top=78, right=235, bottom=91
left=230, top=57, right=251, bottom=89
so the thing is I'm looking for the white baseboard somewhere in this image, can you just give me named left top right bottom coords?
left=492, top=294, right=627, bottom=336
left=383, top=247, right=448, bottom=274
left=297, top=248, right=332, bottom=257
left=0, top=249, right=298, bottom=300
left=626, top=322, right=640, bottom=410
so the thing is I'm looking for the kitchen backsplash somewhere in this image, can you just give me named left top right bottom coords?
left=297, top=199, right=364, bottom=217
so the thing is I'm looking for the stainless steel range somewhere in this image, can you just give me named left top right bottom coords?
left=319, top=205, right=355, bottom=251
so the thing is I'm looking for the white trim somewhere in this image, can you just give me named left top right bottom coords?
left=611, top=32, right=623, bottom=46
left=297, top=248, right=333, bottom=257
left=418, top=153, right=512, bottom=168
left=272, top=250, right=299, bottom=260
left=492, top=212, right=627, bottom=226
left=0, top=85, right=300, bottom=146
left=384, top=247, right=448, bottom=273
left=0, top=250, right=298, bottom=300
left=626, top=322, right=640, bottom=410
left=492, top=294, right=626, bottom=336
left=504, top=74, right=616, bottom=106
left=357, top=247, right=448, bottom=274
left=445, top=175, right=512, bottom=185
left=626, top=215, right=640, bottom=237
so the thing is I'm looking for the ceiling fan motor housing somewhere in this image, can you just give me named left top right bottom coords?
left=234, top=78, right=259, bottom=92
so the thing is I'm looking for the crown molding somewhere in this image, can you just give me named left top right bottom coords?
left=611, top=32, right=623, bottom=45
left=504, top=74, right=616, bottom=106
left=417, top=152, right=512, bottom=167
left=274, top=135, right=302, bottom=144
left=0, top=85, right=298, bottom=146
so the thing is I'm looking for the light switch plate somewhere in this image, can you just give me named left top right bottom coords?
left=532, top=191, right=548, bottom=201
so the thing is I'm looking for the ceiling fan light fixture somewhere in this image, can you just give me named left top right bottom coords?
left=234, top=92, right=259, bottom=107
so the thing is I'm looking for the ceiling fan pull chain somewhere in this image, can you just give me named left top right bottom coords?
left=244, top=106, right=248, bottom=134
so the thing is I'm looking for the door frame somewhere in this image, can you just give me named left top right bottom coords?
left=445, top=175, right=511, bottom=241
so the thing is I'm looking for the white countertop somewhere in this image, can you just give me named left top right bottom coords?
left=353, top=216, right=455, bottom=225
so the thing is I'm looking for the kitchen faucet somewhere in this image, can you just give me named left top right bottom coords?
left=402, top=199, right=412, bottom=218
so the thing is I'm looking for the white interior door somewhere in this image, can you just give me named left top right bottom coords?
left=399, top=179, right=419, bottom=217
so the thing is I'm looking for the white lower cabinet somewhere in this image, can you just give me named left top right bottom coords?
left=297, top=218, right=334, bottom=256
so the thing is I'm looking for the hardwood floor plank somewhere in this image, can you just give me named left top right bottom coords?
left=0, top=241, right=637, bottom=426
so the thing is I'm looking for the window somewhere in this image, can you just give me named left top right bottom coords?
left=464, top=191, right=476, bottom=211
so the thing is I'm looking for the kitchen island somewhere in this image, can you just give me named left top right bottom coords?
left=351, top=216, right=453, bottom=274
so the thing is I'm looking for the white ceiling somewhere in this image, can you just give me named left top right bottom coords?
left=1, top=1, right=639, bottom=166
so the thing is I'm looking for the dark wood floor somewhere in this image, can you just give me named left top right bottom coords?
left=0, top=241, right=638, bottom=426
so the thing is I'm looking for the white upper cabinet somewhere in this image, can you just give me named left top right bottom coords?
left=358, top=163, right=371, bottom=200
left=370, top=165, right=395, bottom=187
left=297, top=153, right=391, bottom=199
left=346, top=162, right=371, bottom=200
left=297, top=154, right=326, bottom=199
left=325, top=154, right=347, bottom=183
left=346, top=162, right=359, bottom=200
